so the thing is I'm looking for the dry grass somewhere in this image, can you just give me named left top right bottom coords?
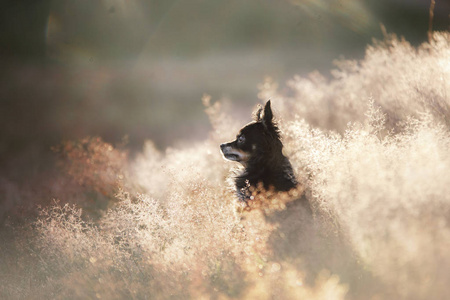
left=1, top=32, right=450, bottom=300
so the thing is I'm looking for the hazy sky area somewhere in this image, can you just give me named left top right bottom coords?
left=0, top=0, right=449, bottom=152
left=3, top=1, right=449, bottom=62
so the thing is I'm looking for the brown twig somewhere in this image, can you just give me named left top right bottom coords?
left=428, top=0, right=436, bottom=42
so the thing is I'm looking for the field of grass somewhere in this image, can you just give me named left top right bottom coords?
left=1, top=32, right=450, bottom=299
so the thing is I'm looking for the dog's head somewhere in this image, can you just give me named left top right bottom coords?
left=220, top=100, right=282, bottom=165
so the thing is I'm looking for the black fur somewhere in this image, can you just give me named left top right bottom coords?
left=220, top=101, right=297, bottom=201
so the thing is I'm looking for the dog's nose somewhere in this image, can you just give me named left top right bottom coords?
left=220, top=144, right=226, bottom=151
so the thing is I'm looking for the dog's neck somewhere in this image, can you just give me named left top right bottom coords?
left=236, top=151, right=297, bottom=201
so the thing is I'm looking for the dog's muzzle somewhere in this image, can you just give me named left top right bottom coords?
left=220, top=143, right=248, bottom=162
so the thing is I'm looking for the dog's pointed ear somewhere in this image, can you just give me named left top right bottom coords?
left=254, top=105, right=263, bottom=122
left=262, top=100, right=274, bottom=128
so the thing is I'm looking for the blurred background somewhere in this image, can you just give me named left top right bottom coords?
left=0, top=0, right=449, bottom=199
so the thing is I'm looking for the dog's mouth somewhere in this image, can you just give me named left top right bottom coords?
left=223, top=153, right=240, bottom=161
left=220, top=144, right=249, bottom=163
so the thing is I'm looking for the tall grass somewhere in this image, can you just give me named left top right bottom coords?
left=1, top=32, right=450, bottom=299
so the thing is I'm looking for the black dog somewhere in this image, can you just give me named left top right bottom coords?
left=220, top=101, right=297, bottom=201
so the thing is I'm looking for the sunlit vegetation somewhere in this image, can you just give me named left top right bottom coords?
left=1, top=32, right=449, bottom=300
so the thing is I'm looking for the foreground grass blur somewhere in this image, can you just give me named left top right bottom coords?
left=1, top=32, right=450, bottom=299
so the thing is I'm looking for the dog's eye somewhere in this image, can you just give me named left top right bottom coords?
left=237, top=135, right=245, bottom=144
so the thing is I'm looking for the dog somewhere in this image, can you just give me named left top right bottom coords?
left=220, top=100, right=297, bottom=201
